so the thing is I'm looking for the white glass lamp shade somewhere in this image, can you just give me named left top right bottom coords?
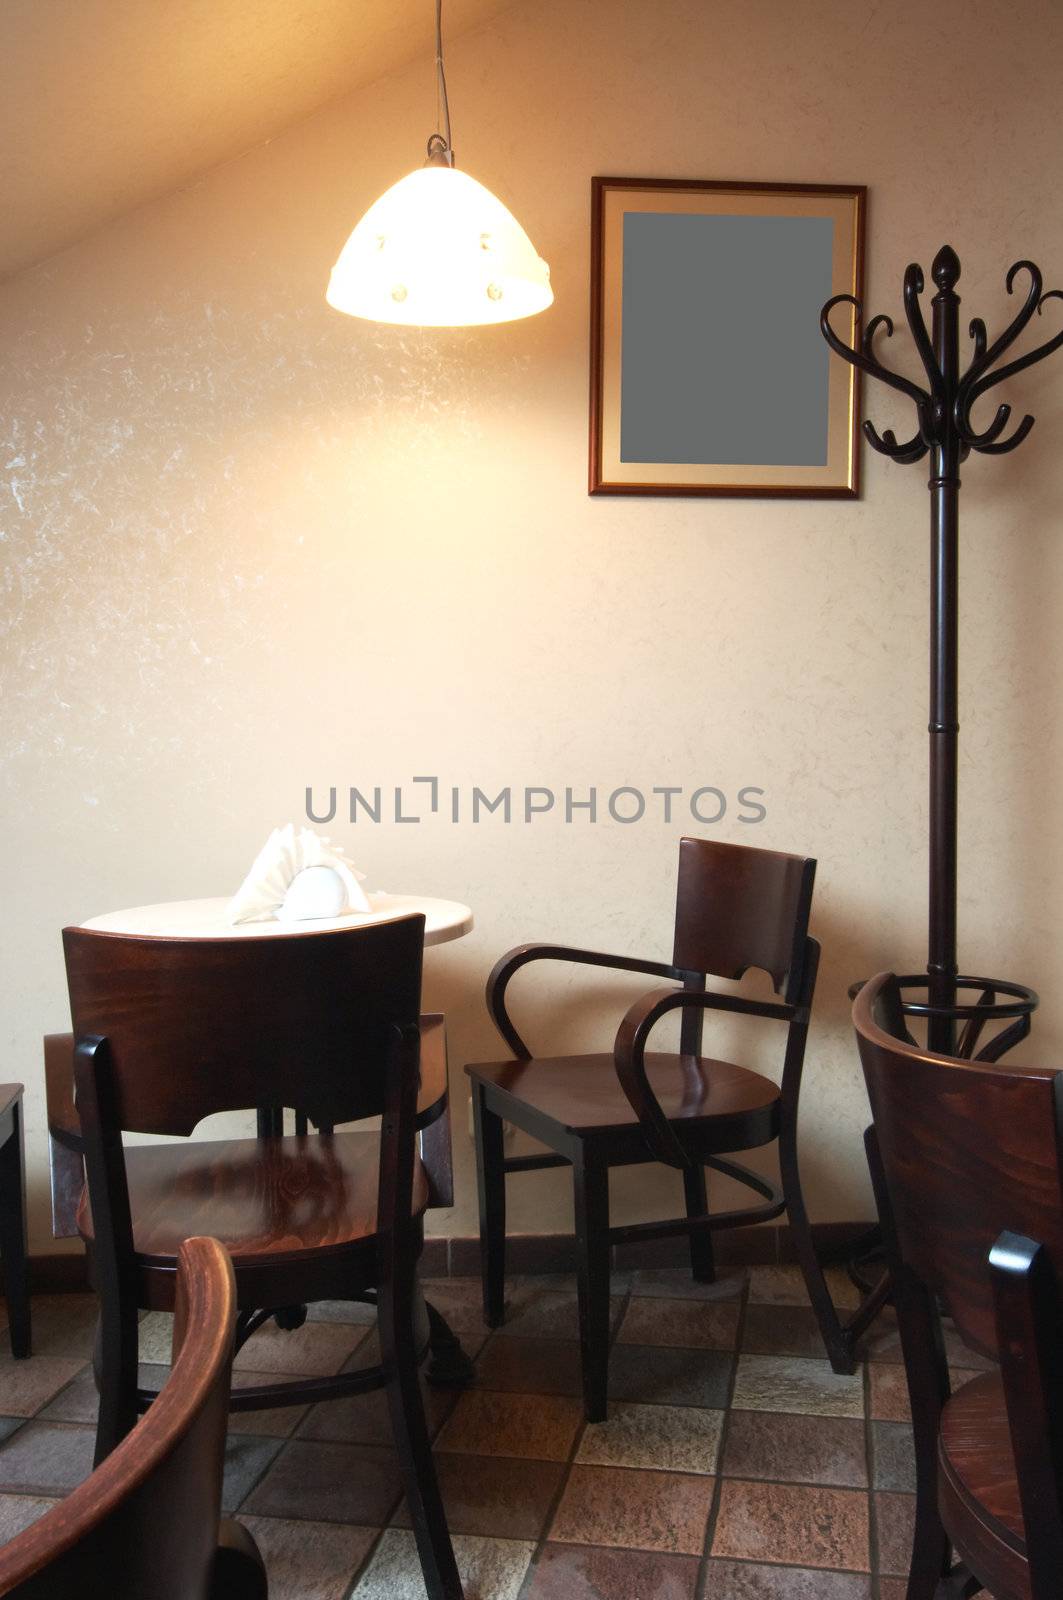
left=326, top=164, right=553, bottom=327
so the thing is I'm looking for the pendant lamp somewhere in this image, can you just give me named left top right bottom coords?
left=326, top=0, right=553, bottom=328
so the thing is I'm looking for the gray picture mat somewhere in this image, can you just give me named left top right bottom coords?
left=620, top=211, right=835, bottom=467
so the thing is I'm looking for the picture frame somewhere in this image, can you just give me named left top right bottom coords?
left=589, top=177, right=866, bottom=498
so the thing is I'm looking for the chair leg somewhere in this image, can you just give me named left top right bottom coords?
left=897, top=1289, right=951, bottom=1600
left=92, top=1295, right=139, bottom=1465
left=379, top=1274, right=463, bottom=1600
left=905, top=1493, right=952, bottom=1600
left=472, top=1083, right=506, bottom=1328
left=573, top=1144, right=611, bottom=1423
left=0, top=1104, right=31, bottom=1358
left=212, top=1520, right=269, bottom=1600
left=779, top=1110, right=855, bottom=1374
left=682, top=1163, right=716, bottom=1285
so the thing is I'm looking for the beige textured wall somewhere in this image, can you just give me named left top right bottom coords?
left=3, top=0, right=1062, bottom=1255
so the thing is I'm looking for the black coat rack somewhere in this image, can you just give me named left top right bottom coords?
left=821, top=246, right=1063, bottom=1058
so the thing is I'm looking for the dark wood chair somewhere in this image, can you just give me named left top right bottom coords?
left=42, top=1018, right=470, bottom=1384
left=854, top=970, right=1063, bottom=1600
left=62, top=916, right=463, bottom=1600
left=466, top=837, right=862, bottom=1421
left=0, top=1234, right=265, bottom=1599
left=0, top=1086, right=30, bottom=1358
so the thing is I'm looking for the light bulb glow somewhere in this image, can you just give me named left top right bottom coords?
left=327, top=165, right=553, bottom=327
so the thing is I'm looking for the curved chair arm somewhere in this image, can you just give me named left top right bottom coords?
left=486, top=943, right=683, bottom=1058
left=614, top=985, right=798, bottom=1170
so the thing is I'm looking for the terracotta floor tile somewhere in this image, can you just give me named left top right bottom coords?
left=712, top=1479, right=870, bottom=1571
left=242, top=1439, right=403, bottom=1525
left=239, top=1516, right=378, bottom=1600
left=509, top=1273, right=635, bottom=1295
left=136, top=1311, right=370, bottom=1376
left=38, top=1362, right=163, bottom=1425
left=0, top=1357, right=87, bottom=1418
left=297, top=1374, right=456, bottom=1448
left=523, top=1542, right=700, bottom=1598
left=867, top=1364, right=909, bottom=1423
left=870, top=1421, right=916, bottom=1492
left=340, top=1325, right=486, bottom=1379
left=874, top=1490, right=916, bottom=1576
left=9, top=1297, right=98, bottom=1361
left=419, top=1279, right=494, bottom=1336
left=629, top=1269, right=746, bottom=1302
left=0, top=1422, right=95, bottom=1495
left=503, top=1289, right=623, bottom=1342
left=731, top=1356, right=864, bottom=1418
left=861, top=1317, right=993, bottom=1371
left=702, top=1559, right=872, bottom=1598
left=616, top=1296, right=740, bottom=1350
left=305, top=1299, right=378, bottom=1326
left=868, top=1362, right=982, bottom=1423
left=549, top=1464, right=715, bottom=1555
left=137, top=1313, right=177, bottom=1365
left=351, top=1529, right=534, bottom=1599
left=222, top=1371, right=315, bottom=1438
left=722, top=1410, right=867, bottom=1486
left=473, top=1337, right=584, bottom=1397
left=742, top=1303, right=834, bottom=1359
left=391, top=1451, right=563, bottom=1539
left=436, top=1389, right=582, bottom=1461
left=232, top=1320, right=368, bottom=1377
left=35, top=1363, right=101, bottom=1427
left=576, top=1402, right=722, bottom=1474
left=222, top=1434, right=285, bottom=1513
left=747, top=1267, right=861, bottom=1311
left=608, top=1343, right=734, bottom=1408
left=0, top=1494, right=59, bottom=1541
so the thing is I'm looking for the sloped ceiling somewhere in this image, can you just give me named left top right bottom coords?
left=0, top=0, right=507, bottom=281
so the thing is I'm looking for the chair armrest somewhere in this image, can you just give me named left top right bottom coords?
left=612, top=984, right=797, bottom=1169
left=486, top=943, right=682, bottom=1057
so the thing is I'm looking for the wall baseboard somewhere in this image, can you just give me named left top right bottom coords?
left=10, top=1222, right=872, bottom=1295
left=443, top=1220, right=871, bottom=1277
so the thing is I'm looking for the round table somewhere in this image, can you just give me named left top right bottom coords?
left=82, top=891, right=474, bottom=944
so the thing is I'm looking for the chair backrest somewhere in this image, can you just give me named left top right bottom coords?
left=62, top=917, right=424, bottom=1136
left=672, top=838, right=815, bottom=1002
left=0, top=1237, right=246, bottom=1600
left=853, top=971, right=1063, bottom=1360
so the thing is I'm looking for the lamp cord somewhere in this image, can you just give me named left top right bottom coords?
left=429, top=0, right=453, bottom=164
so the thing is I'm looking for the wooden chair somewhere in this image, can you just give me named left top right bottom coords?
left=42, top=1019, right=470, bottom=1385
left=466, top=837, right=860, bottom=1421
left=0, top=1235, right=265, bottom=1599
left=0, top=1086, right=30, bottom=1358
left=854, top=970, right=1063, bottom=1600
left=63, top=916, right=463, bottom=1600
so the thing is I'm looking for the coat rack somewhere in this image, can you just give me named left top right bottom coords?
left=821, top=245, right=1063, bottom=1058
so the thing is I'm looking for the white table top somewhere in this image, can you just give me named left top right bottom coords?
left=82, top=892, right=473, bottom=946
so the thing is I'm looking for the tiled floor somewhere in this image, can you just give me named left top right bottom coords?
left=0, top=1266, right=942, bottom=1599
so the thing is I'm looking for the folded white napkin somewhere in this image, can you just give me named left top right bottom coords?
left=227, top=824, right=371, bottom=925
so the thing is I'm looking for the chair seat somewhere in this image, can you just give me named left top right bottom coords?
left=939, top=1371, right=1027, bottom=1598
left=77, top=1132, right=429, bottom=1268
left=467, top=1052, right=780, bottom=1140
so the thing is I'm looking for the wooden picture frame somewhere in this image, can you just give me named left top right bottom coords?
left=589, top=177, right=866, bottom=498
